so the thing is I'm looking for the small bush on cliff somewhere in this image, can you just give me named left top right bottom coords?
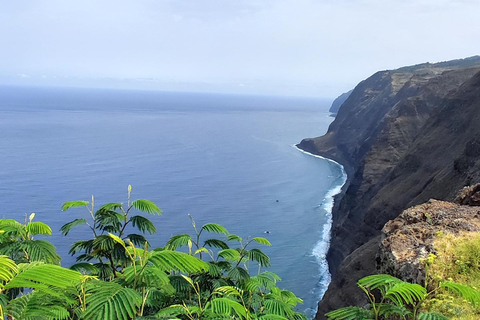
left=326, top=272, right=480, bottom=320
left=425, top=232, right=480, bottom=320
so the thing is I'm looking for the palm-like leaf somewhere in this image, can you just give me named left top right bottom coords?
left=60, top=219, right=87, bottom=236
left=7, top=292, right=71, bottom=320
left=248, top=248, right=270, bottom=267
left=440, top=281, right=480, bottom=307
left=83, top=281, right=142, bottom=320
left=21, top=240, right=61, bottom=264
left=99, top=203, right=123, bottom=211
left=61, top=201, right=89, bottom=211
left=263, top=299, right=295, bottom=318
left=0, top=255, right=18, bottom=286
left=166, top=234, right=192, bottom=250
left=204, top=239, right=229, bottom=250
left=326, top=306, right=375, bottom=320
left=205, top=297, right=247, bottom=318
left=150, top=250, right=209, bottom=273
left=358, top=274, right=404, bottom=296
left=201, top=223, right=229, bottom=235
left=384, top=282, right=426, bottom=306
left=126, top=234, right=148, bottom=247
left=227, top=234, right=243, bottom=242
left=6, top=263, right=83, bottom=291
left=418, top=312, right=451, bottom=320
left=25, top=222, right=52, bottom=236
left=131, top=215, right=157, bottom=234
left=252, top=237, right=271, bottom=246
left=228, top=267, right=250, bottom=283
left=132, top=199, right=162, bottom=215
left=218, top=249, right=241, bottom=261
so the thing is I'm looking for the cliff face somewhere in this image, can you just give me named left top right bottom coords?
left=297, top=56, right=480, bottom=319
left=329, top=90, right=352, bottom=114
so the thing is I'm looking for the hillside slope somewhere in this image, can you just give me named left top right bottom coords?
left=297, top=56, right=480, bottom=319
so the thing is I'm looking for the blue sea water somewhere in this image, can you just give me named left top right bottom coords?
left=0, top=85, right=345, bottom=317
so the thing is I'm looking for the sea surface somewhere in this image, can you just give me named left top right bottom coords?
left=0, top=85, right=345, bottom=317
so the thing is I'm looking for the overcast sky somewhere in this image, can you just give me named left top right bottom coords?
left=1, top=0, right=479, bottom=97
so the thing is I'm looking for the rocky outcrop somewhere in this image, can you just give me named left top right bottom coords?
left=329, top=90, right=353, bottom=114
left=296, top=56, right=480, bottom=319
left=379, top=199, right=480, bottom=285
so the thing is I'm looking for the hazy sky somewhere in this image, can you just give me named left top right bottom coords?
left=1, top=0, right=479, bottom=97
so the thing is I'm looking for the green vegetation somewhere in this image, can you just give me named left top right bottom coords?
left=424, top=232, right=480, bottom=320
left=326, top=234, right=480, bottom=320
left=0, top=186, right=307, bottom=320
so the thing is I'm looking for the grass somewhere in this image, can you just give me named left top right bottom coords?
left=425, top=231, right=480, bottom=320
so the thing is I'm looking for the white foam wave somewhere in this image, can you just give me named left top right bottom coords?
left=294, top=145, right=347, bottom=308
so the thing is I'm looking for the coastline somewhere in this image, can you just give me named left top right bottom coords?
left=293, top=145, right=348, bottom=312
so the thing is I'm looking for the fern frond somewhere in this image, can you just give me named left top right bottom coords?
left=206, top=297, right=247, bottom=318
left=440, top=281, right=480, bottom=307
left=84, top=281, right=142, bottom=320
left=263, top=299, right=295, bottom=318
left=99, top=203, right=123, bottom=211
left=21, top=240, right=61, bottom=264
left=326, top=306, right=374, bottom=320
left=248, top=248, right=270, bottom=267
left=60, top=218, right=88, bottom=236
left=384, top=282, right=426, bottom=306
left=252, top=237, right=271, bottom=246
left=201, top=223, right=229, bottom=235
left=418, top=312, right=450, bottom=320
left=218, top=249, right=241, bottom=260
left=132, top=199, right=162, bottom=215
left=130, top=215, right=157, bottom=234
left=150, top=250, right=209, bottom=273
left=62, top=201, right=89, bottom=211
left=26, top=221, right=52, bottom=236
left=227, top=234, right=243, bottom=242
left=204, top=239, right=229, bottom=250
left=0, top=255, right=17, bottom=285
left=166, top=234, right=192, bottom=250
left=358, top=274, right=404, bottom=296
left=227, top=267, right=250, bottom=282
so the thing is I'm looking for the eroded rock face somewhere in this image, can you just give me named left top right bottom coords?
left=378, top=199, right=480, bottom=284
left=305, top=56, right=480, bottom=320
left=454, top=183, right=480, bottom=206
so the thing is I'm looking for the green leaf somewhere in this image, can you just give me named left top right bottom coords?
left=248, top=248, right=271, bottom=267
left=204, top=239, right=229, bottom=250
left=61, top=200, right=89, bottom=211
left=132, top=199, right=162, bottom=215
left=0, top=255, right=17, bottom=285
left=201, top=223, right=229, bottom=235
left=84, top=281, right=142, bottom=320
left=206, top=297, right=247, bottom=318
left=358, top=274, right=404, bottom=296
left=440, top=281, right=480, bottom=307
left=227, top=267, right=250, bottom=282
left=100, top=202, right=123, bottom=211
left=166, top=234, right=192, bottom=250
left=326, top=306, right=374, bottom=320
left=384, top=282, right=426, bottom=306
left=21, top=240, right=61, bottom=264
left=26, top=221, right=52, bottom=236
left=131, top=215, right=157, bottom=234
left=60, top=218, right=87, bottom=236
left=108, top=233, right=125, bottom=247
left=6, top=263, right=82, bottom=291
left=418, top=312, right=450, bottom=320
left=218, top=249, right=241, bottom=261
left=252, top=237, right=272, bottom=246
left=227, top=234, right=243, bottom=242
left=150, top=250, right=209, bottom=273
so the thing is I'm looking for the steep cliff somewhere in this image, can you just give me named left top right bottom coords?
left=297, top=56, right=480, bottom=319
left=329, top=90, right=352, bottom=114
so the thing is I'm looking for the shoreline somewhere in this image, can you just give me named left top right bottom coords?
left=293, top=145, right=348, bottom=314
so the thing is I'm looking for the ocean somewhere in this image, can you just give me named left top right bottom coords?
left=0, top=85, right=346, bottom=317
